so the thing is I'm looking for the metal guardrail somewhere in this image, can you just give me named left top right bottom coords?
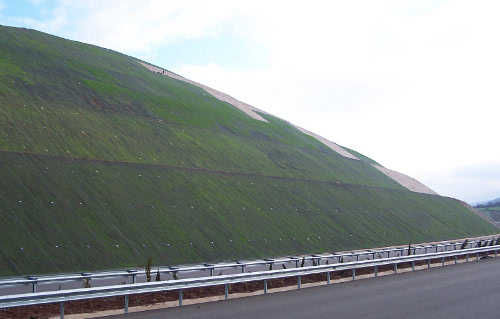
left=1, top=237, right=496, bottom=294
left=0, top=245, right=498, bottom=318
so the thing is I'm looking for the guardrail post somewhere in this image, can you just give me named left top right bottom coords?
left=495, top=249, right=498, bottom=258
left=454, top=256, right=457, bottom=264
left=225, top=284, right=229, bottom=300
left=374, top=265, right=378, bottom=277
left=210, top=268, right=214, bottom=276
left=264, top=259, right=274, bottom=270
left=352, top=268, right=356, bottom=281
left=441, top=257, right=445, bottom=266
left=466, top=254, right=469, bottom=262
left=179, top=289, right=183, bottom=306
left=264, top=280, right=268, bottom=294
left=27, top=276, right=38, bottom=293
left=412, top=261, right=415, bottom=271
left=427, top=259, right=431, bottom=269
left=327, top=271, right=330, bottom=285
left=124, top=295, right=129, bottom=313
left=60, top=302, right=64, bottom=319
left=394, top=263, right=397, bottom=274
left=241, top=265, right=246, bottom=273
left=297, top=276, right=301, bottom=289
left=476, top=252, right=479, bottom=261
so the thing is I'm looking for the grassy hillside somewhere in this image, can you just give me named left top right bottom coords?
left=0, top=25, right=497, bottom=276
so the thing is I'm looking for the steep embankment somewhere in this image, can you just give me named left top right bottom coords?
left=0, top=25, right=497, bottom=276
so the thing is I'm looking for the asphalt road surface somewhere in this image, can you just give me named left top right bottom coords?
left=103, top=257, right=499, bottom=319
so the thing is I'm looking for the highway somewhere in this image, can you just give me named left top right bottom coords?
left=103, top=257, right=499, bottom=319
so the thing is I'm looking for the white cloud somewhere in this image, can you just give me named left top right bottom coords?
left=18, top=0, right=257, bottom=53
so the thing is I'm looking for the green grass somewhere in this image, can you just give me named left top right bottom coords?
left=0, top=25, right=497, bottom=276
left=0, top=152, right=495, bottom=275
left=0, top=90, right=403, bottom=188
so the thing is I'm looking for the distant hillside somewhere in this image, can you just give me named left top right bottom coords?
left=484, top=197, right=500, bottom=206
left=0, top=25, right=497, bottom=276
left=472, top=197, right=500, bottom=207
left=474, top=198, right=500, bottom=224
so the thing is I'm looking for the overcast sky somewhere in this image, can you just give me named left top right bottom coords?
left=1, top=0, right=499, bottom=203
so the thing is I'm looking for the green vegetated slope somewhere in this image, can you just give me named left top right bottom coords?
left=0, top=25, right=497, bottom=276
